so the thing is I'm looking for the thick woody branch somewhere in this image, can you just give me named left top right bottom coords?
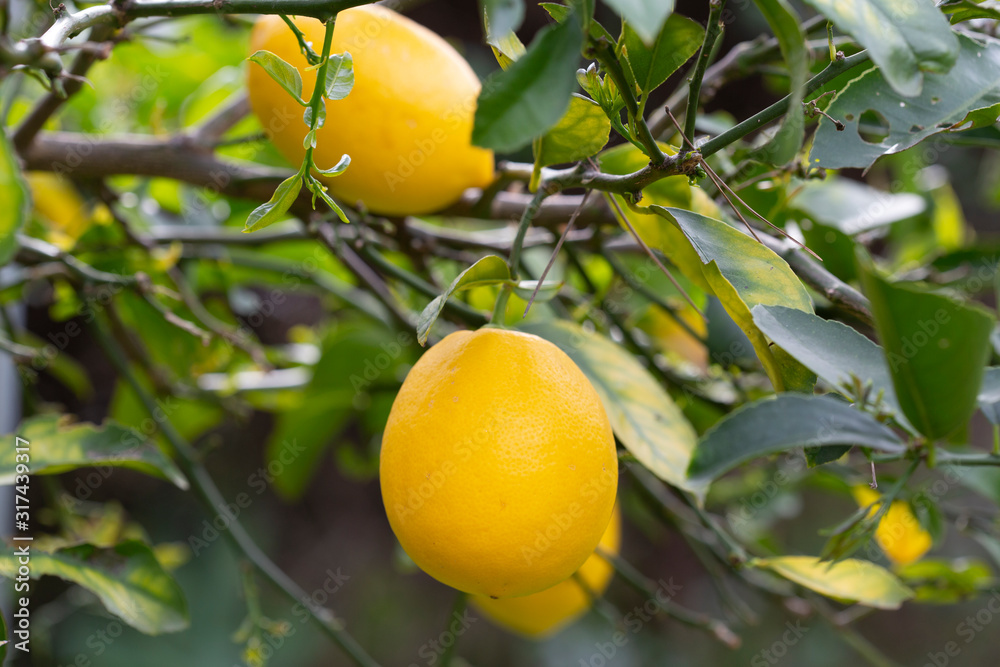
left=18, top=130, right=874, bottom=326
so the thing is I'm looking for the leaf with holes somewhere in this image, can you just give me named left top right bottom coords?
left=649, top=207, right=815, bottom=392
left=801, top=0, right=959, bottom=97
left=519, top=319, right=703, bottom=497
left=812, top=35, right=1000, bottom=170
left=0, top=541, right=189, bottom=634
left=417, top=255, right=510, bottom=345
left=857, top=249, right=995, bottom=440
left=0, top=415, right=187, bottom=488
left=753, top=556, right=914, bottom=609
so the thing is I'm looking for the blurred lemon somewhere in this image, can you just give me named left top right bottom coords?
left=247, top=6, right=494, bottom=216
left=637, top=304, right=708, bottom=372
left=472, top=505, right=621, bottom=638
left=26, top=172, right=93, bottom=250
left=380, top=328, right=618, bottom=598
left=853, top=486, right=932, bottom=566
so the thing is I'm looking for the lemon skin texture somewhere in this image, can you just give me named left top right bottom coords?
left=380, top=328, right=618, bottom=598
left=247, top=7, right=495, bottom=216
left=472, top=506, right=621, bottom=638
left=853, top=486, right=932, bottom=566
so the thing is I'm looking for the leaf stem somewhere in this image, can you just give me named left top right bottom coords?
left=683, top=0, right=726, bottom=151
left=592, top=39, right=666, bottom=164
left=438, top=591, right=467, bottom=667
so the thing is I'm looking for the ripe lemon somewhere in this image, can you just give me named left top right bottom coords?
left=472, top=505, right=621, bottom=637
left=853, top=486, right=932, bottom=566
left=380, top=328, right=618, bottom=598
left=26, top=172, right=92, bottom=250
left=247, top=6, right=494, bottom=216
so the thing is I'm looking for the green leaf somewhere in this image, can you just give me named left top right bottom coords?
left=622, top=14, right=703, bottom=96
left=801, top=0, right=959, bottom=97
left=603, top=0, right=674, bottom=45
left=534, top=95, right=611, bottom=167
left=480, top=0, right=525, bottom=42
left=248, top=50, right=305, bottom=105
left=541, top=2, right=614, bottom=41
left=416, top=256, right=510, bottom=345
left=811, top=35, right=1000, bottom=170
left=752, top=305, right=914, bottom=432
left=942, top=0, right=1000, bottom=23
left=752, top=555, right=914, bottom=609
left=0, top=130, right=29, bottom=265
left=315, top=154, right=351, bottom=176
left=0, top=415, right=187, bottom=489
left=751, top=0, right=807, bottom=163
left=856, top=249, right=995, bottom=440
left=790, top=177, right=925, bottom=235
left=687, top=394, right=905, bottom=485
left=649, top=207, right=814, bottom=392
left=978, top=367, right=1000, bottom=425
left=244, top=174, right=302, bottom=233
left=488, top=29, right=526, bottom=70
left=897, top=558, right=994, bottom=604
left=472, top=10, right=584, bottom=152
left=323, top=52, right=354, bottom=101
left=519, top=319, right=702, bottom=496
left=0, top=541, right=189, bottom=634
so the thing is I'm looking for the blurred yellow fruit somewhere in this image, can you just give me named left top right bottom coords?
left=380, top=328, right=618, bottom=598
left=853, top=486, right=932, bottom=566
left=472, top=505, right=621, bottom=637
left=638, top=304, right=708, bottom=372
left=247, top=6, right=494, bottom=216
left=25, top=172, right=92, bottom=250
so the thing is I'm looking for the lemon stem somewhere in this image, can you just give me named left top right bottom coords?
left=684, top=0, right=726, bottom=152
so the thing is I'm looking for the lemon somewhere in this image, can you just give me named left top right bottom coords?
left=380, top=328, right=618, bottom=598
left=25, top=172, right=92, bottom=250
left=247, top=6, right=495, bottom=216
left=472, top=505, right=621, bottom=637
left=853, top=486, right=932, bottom=566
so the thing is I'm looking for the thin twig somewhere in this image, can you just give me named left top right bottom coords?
left=523, top=191, right=590, bottom=317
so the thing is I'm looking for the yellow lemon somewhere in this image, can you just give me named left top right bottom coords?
left=247, top=7, right=494, bottom=216
left=472, top=505, right=621, bottom=637
left=25, top=172, right=92, bottom=250
left=853, top=486, right=932, bottom=566
left=380, top=328, right=618, bottom=598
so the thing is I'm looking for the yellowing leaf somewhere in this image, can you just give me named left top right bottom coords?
left=753, top=555, right=914, bottom=609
